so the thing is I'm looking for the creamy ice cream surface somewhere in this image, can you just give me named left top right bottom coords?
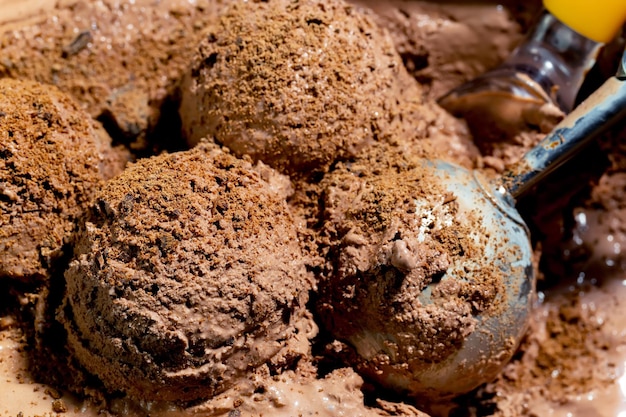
left=2, top=0, right=626, bottom=416
left=58, top=143, right=314, bottom=402
left=180, top=0, right=426, bottom=174
left=0, top=78, right=127, bottom=283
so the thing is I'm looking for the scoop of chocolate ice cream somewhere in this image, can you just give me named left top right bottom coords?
left=0, top=78, right=126, bottom=282
left=317, top=145, right=531, bottom=400
left=180, top=0, right=419, bottom=174
left=59, top=144, right=313, bottom=402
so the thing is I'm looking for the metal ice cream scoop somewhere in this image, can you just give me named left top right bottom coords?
left=438, top=10, right=601, bottom=115
left=386, top=49, right=626, bottom=399
left=437, top=2, right=626, bottom=141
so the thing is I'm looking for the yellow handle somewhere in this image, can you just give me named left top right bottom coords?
left=543, top=0, right=626, bottom=43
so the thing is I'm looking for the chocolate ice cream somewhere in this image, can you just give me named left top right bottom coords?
left=0, top=78, right=127, bottom=283
left=0, top=0, right=231, bottom=150
left=3, top=0, right=626, bottom=416
left=59, top=143, right=314, bottom=402
left=179, top=0, right=425, bottom=174
left=353, top=0, right=562, bottom=171
left=316, top=143, right=532, bottom=401
left=351, top=0, right=535, bottom=101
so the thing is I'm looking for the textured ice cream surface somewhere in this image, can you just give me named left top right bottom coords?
left=315, top=144, right=529, bottom=400
left=0, top=0, right=232, bottom=151
left=0, top=78, right=127, bottom=283
left=180, top=0, right=427, bottom=174
left=59, top=143, right=314, bottom=402
left=350, top=0, right=536, bottom=101
left=3, top=0, right=626, bottom=415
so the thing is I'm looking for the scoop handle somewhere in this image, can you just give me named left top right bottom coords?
left=500, top=48, right=626, bottom=199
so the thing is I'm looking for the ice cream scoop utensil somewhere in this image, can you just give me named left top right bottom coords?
left=438, top=10, right=600, bottom=114
left=500, top=51, right=626, bottom=198
left=437, top=1, right=626, bottom=134
left=389, top=49, right=626, bottom=398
